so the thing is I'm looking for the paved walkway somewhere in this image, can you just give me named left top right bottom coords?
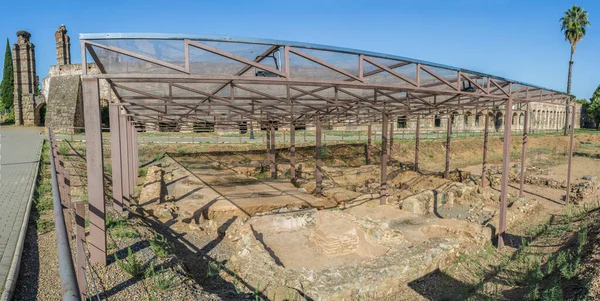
left=0, top=128, right=44, bottom=295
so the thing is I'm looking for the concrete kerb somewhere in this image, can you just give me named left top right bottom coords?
left=1, top=138, right=43, bottom=301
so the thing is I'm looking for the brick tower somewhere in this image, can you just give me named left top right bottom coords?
left=13, top=30, right=38, bottom=125
left=55, top=25, right=71, bottom=65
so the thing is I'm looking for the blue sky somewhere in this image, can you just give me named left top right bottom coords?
left=0, top=0, right=597, bottom=99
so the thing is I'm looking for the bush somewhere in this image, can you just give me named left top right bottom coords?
left=2, top=110, right=14, bottom=124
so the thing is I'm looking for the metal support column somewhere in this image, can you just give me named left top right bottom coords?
left=366, top=124, right=372, bottom=164
left=75, top=202, right=87, bottom=300
left=315, top=119, right=322, bottom=194
left=290, top=123, right=296, bottom=181
left=127, top=119, right=134, bottom=195
left=270, top=124, right=277, bottom=179
left=266, top=127, right=271, bottom=163
left=109, top=105, right=123, bottom=211
left=444, top=115, right=452, bottom=179
left=566, top=104, right=577, bottom=204
left=482, top=113, right=489, bottom=188
left=134, top=129, right=138, bottom=180
left=519, top=104, right=530, bottom=197
left=389, top=118, right=394, bottom=164
left=381, top=113, right=388, bottom=205
left=82, top=77, right=106, bottom=265
left=415, top=115, right=420, bottom=172
left=119, top=111, right=130, bottom=206
left=499, top=96, right=514, bottom=249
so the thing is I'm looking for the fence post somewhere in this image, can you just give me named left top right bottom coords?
left=75, top=202, right=87, bottom=300
left=62, top=169, right=73, bottom=239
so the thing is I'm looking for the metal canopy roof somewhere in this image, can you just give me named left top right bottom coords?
left=80, top=33, right=570, bottom=127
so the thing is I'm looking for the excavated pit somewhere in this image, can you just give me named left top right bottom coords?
left=133, top=149, right=539, bottom=300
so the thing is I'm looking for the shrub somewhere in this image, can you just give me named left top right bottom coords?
left=149, top=233, right=171, bottom=258
left=146, top=262, right=176, bottom=291
left=59, top=144, right=70, bottom=156
left=116, top=247, right=144, bottom=277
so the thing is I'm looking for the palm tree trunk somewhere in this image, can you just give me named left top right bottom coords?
left=564, top=49, right=574, bottom=136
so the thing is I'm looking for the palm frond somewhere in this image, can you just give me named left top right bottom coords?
left=560, top=5, right=590, bottom=48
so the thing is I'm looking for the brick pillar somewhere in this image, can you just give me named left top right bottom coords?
left=55, top=25, right=71, bottom=65
left=13, top=30, right=37, bottom=126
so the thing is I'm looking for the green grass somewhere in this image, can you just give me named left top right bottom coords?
left=116, top=247, right=144, bottom=277
left=206, top=261, right=222, bottom=278
left=146, top=262, right=177, bottom=291
left=36, top=219, right=54, bottom=233
left=149, top=233, right=171, bottom=258
left=107, top=215, right=138, bottom=238
left=112, top=229, right=138, bottom=239
left=153, top=153, right=165, bottom=162
left=59, top=144, right=70, bottom=156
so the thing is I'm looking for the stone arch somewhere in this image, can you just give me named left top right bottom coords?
left=475, top=113, right=481, bottom=127
left=397, top=116, right=407, bottom=128
left=434, top=115, right=441, bottom=127
left=512, top=112, right=518, bottom=126
left=494, top=111, right=503, bottom=131
left=464, top=112, right=472, bottom=128
left=34, top=103, right=47, bottom=126
left=541, top=110, right=546, bottom=129
left=519, top=113, right=525, bottom=128
left=450, top=111, right=459, bottom=126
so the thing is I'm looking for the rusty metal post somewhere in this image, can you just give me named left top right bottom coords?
left=315, top=119, right=323, bottom=194
left=482, top=113, right=490, bottom=188
left=109, top=105, right=123, bottom=211
left=119, top=111, right=130, bottom=207
left=566, top=104, right=577, bottom=205
left=134, top=129, right=139, bottom=180
left=367, top=124, right=372, bottom=164
left=270, top=124, right=277, bottom=179
left=389, top=118, right=394, bottom=164
left=498, top=97, right=514, bottom=249
left=82, top=77, right=106, bottom=265
left=381, top=113, right=389, bottom=204
left=415, top=115, right=421, bottom=172
left=128, top=119, right=135, bottom=195
left=266, top=127, right=271, bottom=163
left=519, top=104, right=530, bottom=197
left=75, top=202, right=87, bottom=300
left=290, top=123, right=296, bottom=180
left=445, top=115, right=452, bottom=179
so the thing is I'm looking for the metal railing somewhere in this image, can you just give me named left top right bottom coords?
left=49, top=128, right=102, bottom=301
left=50, top=125, right=563, bottom=145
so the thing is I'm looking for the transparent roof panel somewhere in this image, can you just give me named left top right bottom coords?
left=82, top=34, right=568, bottom=125
left=91, top=45, right=183, bottom=74
left=89, top=39, right=185, bottom=66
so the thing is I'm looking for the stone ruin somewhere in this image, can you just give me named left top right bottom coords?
left=12, top=30, right=42, bottom=126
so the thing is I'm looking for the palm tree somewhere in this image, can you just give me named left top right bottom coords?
left=560, top=5, right=590, bottom=135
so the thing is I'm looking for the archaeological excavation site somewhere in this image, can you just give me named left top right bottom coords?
left=20, top=32, right=600, bottom=301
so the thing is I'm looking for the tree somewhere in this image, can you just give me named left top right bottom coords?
left=588, top=85, right=600, bottom=130
left=560, top=5, right=590, bottom=135
left=0, top=38, right=14, bottom=112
